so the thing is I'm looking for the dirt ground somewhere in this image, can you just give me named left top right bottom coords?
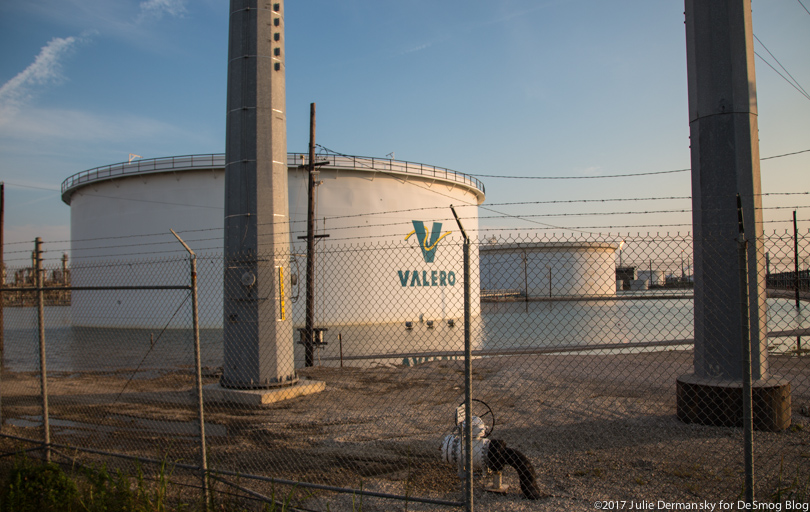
left=1, top=350, right=809, bottom=511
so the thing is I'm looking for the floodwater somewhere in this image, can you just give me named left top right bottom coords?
left=2, top=295, right=807, bottom=372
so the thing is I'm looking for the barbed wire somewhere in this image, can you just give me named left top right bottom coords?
left=13, top=202, right=808, bottom=258
left=4, top=205, right=809, bottom=260
left=4, top=192, right=808, bottom=249
left=4, top=224, right=808, bottom=265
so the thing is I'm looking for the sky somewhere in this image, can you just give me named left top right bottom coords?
left=1, top=0, right=809, bottom=267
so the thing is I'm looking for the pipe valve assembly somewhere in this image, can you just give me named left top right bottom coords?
left=441, top=402, right=541, bottom=500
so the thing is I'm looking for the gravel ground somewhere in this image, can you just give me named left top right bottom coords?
left=1, top=349, right=808, bottom=511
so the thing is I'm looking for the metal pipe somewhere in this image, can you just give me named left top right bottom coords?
left=35, top=237, right=50, bottom=462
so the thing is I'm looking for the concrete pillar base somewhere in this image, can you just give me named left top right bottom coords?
left=203, top=378, right=325, bottom=407
left=676, top=373, right=791, bottom=432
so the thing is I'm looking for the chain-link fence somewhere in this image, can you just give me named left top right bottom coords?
left=0, top=231, right=808, bottom=511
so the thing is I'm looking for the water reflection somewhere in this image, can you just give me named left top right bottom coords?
left=3, top=298, right=808, bottom=372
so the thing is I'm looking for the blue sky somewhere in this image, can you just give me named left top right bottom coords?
left=1, top=0, right=809, bottom=265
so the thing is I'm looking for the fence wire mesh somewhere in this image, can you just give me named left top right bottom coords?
left=0, top=231, right=808, bottom=511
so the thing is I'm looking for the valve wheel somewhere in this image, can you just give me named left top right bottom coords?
left=455, top=398, right=495, bottom=437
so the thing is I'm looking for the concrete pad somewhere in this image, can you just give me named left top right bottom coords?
left=676, top=373, right=791, bottom=431
left=203, top=379, right=325, bottom=407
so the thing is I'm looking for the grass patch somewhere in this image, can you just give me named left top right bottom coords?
left=0, top=452, right=310, bottom=511
left=770, top=457, right=810, bottom=504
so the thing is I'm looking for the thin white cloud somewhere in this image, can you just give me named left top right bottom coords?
left=137, top=0, right=187, bottom=22
left=399, top=42, right=434, bottom=56
left=0, top=36, right=80, bottom=112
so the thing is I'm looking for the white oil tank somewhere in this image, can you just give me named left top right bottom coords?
left=479, top=241, right=620, bottom=298
left=62, top=154, right=485, bottom=328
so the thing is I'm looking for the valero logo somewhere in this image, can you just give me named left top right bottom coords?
left=398, top=220, right=456, bottom=288
left=405, top=220, right=451, bottom=263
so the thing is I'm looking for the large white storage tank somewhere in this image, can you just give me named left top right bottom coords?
left=61, top=154, right=485, bottom=328
left=479, top=242, right=620, bottom=298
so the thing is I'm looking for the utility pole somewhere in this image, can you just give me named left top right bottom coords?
left=301, top=103, right=329, bottom=367
left=304, top=103, right=317, bottom=367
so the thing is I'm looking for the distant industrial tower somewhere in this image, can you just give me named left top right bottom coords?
left=222, top=0, right=295, bottom=388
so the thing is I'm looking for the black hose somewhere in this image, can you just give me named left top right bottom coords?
left=486, top=439, right=542, bottom=500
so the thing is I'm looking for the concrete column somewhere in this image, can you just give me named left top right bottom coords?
left=222, top=0, right=295, bottom=388
left=677, top=0, right=790, bottom=431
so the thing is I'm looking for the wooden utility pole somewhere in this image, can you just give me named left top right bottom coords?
left=304, top=103, right=317, bottom=367
left=301, top=103, right=330, bottom=367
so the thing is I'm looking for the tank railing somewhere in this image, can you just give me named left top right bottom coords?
left=61, top=153, right=485, bottom=198
left=61, top=154, right=226, bottom=196
left=289, top=153, right=485, bottom=195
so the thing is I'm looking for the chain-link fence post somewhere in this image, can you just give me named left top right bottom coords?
left=35, top=237, right=50, bottom=462
left=172, top=230, right=209, bottom=507
left=451, top=206, right=473, bottom=512
left=737, top=196, right=754, bottom=504
left=191, top=255, right=209, bottom=508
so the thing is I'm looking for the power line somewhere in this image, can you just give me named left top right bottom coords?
left=464, top=149, right=810, bottom=179
left=798, top=0, right=810, bottom=17
left=4, top=192, right=807, bottom=250
left=753, top=34, right=810, bottom=100
left=1, top=181, right=60, bottom=192
left=17, top=202, right=808, bottom=256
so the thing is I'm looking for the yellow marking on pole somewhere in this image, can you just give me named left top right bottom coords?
left=278, top=266, right=286, bottom=321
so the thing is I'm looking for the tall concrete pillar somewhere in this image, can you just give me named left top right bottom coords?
left=222, top=0, right=295, bottom=388
left=677, top=0, right=790, bottom=431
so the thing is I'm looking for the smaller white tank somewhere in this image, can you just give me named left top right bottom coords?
left=480, top=242, right=620, bottom=298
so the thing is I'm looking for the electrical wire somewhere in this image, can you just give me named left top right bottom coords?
left=464, top=149, right=810, bottom=179
left=798, top=0, right=810, bottom=17
left=6, top=201, right=807, bottom=255
left=754, top=34, right=810, bottom=100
